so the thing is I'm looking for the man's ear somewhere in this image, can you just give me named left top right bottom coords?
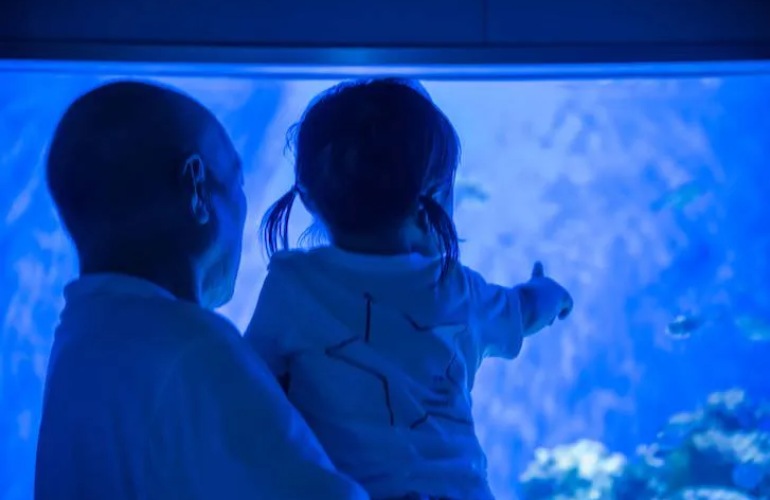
left=182, top=154, right=210, bottom=225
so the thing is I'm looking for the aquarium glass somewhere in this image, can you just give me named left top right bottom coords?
left=1, top=66, right=770, bottom=500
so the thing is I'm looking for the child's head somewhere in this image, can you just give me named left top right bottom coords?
left=262, top=78, right=461, bottom=273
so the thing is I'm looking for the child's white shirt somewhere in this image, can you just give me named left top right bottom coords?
left=245, top=247, right=525, bottom=500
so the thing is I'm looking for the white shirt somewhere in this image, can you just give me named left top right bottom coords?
left=245, top=247, right=525, bottom=500
left=35, top=273, right=368, bottom=500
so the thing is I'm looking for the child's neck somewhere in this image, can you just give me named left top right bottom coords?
left=332, top=231, right=412, bottom=256
left=331, top=224, right=439, bottom=258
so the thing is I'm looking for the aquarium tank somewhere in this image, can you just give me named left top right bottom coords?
left=1, top=64, right=769, bottom=500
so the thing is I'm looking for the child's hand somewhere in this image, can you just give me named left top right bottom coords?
left=519, top=261, right=573, bottom=335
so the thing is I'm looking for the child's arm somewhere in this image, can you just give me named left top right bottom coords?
left=518, top=261, right=573, bottom=334
left=512, top=284, right=539, bottom=336
left=463, top=261, right=572, bottom=360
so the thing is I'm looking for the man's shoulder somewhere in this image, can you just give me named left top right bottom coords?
left=75, top=297, right=260, bottom=413
left=136, top=299, right=249, bottom=381
left=39, top=298, right=247, bottom=457
left=52, top=295, right=243, bottom=385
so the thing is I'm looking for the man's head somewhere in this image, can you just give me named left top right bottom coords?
left=47, top=80, right=246, bottom=308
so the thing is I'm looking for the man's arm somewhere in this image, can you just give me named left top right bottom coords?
left=145, top=336, right=369, bottom=500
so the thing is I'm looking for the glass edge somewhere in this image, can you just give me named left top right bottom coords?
left=1, top=45, right=770, bottom=80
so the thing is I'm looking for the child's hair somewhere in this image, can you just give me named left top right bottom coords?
left=261, top=78, right=461, bottom=274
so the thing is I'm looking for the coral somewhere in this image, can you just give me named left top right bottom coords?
left=520, top=440, right=626, bottom=499
left=668, top=488, right=756, bottom=500
left=520, top=389, right=770, bottom=499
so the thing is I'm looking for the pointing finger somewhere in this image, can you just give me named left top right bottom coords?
left=532, top=261, right=545, bottom=279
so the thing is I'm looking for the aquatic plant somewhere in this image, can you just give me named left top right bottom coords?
left=520, top=389, right=770, bottom=499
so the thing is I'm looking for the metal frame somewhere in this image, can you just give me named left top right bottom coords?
left=1, top=43, right=769, bottom=80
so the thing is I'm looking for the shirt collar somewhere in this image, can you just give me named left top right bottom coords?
left=63, top=273, right=177, bottom=303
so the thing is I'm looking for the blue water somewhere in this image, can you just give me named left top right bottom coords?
left=1, top=69, right=769, bottom=500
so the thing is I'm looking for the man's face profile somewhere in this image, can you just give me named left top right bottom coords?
left=194, top=123, right=247, bottom=309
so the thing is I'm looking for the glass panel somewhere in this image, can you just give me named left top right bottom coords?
left=2, top=66, right=769, bottom=500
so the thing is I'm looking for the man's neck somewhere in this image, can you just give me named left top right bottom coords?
left=79, top=254, right=200, bottom=305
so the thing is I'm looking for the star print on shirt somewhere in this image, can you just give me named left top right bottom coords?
left=324, top=293, right=474, bottom=430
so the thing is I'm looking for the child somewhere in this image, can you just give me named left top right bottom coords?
left=245, top=78, right=573, bottom=500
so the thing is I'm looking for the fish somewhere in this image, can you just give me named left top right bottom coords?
left=664, top=308, right=770, bottom=343
left=454, top=178, right=489, bottom=208
left=733, top=314, right=770, bottom=342
left=651, top=181, right=707, bottom=212
left=666, top=314, right=706, bottom=339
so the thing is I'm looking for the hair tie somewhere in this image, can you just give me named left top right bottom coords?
left=419, top=194, right=431, bottom=206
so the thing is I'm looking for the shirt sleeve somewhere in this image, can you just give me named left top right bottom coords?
left=145, top=335, right=369, bottom=500
left=243, top=268, right=293, bottom=378
left=461, top=266, right=525, bottom=360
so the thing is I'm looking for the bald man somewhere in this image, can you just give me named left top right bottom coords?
left=34, top=81, right=368, bottom=500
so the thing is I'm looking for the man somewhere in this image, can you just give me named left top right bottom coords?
left=35, top=80, right=368, bottom=499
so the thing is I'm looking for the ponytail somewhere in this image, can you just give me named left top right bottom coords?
left=260, top=188, right=297, bottom=257
left=420, top=195, right=459, bottom=279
